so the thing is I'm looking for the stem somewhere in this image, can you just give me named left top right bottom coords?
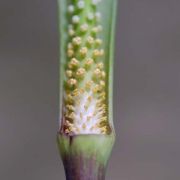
left=57, top=134, right=115, bottom=180
left=63, top=153, right=105, bottom=180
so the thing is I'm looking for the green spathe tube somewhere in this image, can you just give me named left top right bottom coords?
left=57, top=0, right=117, bottom=179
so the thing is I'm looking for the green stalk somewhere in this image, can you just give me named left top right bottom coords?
left=57, top=0, right=117, bottom=179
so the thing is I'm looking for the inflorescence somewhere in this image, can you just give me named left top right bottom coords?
left=62, top=0, right=110, bottom=135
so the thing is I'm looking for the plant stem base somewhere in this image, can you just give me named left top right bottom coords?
left=57, top=134, right=115, bottom=180
left=63, top=153, right=105, bottom=180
